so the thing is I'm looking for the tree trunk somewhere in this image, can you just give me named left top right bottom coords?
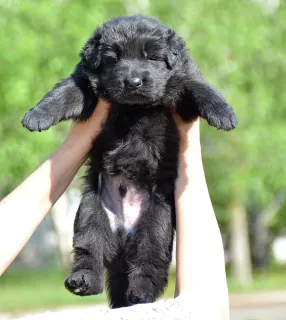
left=248, top=210, right=270, bottom=270
left=230, top=203, right=253, bottom=286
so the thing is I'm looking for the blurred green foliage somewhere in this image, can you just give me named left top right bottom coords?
left=0, top=1, right=285, bottom=228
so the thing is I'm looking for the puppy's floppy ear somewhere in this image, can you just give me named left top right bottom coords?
left=81, top=27, right=102, bottom=69
left=176, top=80, right=238, bottom=131
left=22, top=63, right=98, bottom=132
left=165, top=29, right=184, bottom=69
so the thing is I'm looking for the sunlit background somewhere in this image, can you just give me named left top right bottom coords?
left=0, top=0, right=286, bottom=319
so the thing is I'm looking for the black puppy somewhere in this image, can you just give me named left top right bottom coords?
left=22, top=15, right=237, bottom=308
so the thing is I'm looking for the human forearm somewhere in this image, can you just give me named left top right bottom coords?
left=0, top=99, right=110, bottom=275
left=174, top=118, right=229, bottom=319
left=0, top=141, right=88, bottom=275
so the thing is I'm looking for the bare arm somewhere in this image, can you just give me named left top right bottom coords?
left=174, top=116, right=229, bottom=319
left=0, top=98, right=110, bottom=276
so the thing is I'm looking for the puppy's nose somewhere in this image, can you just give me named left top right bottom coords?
left=125, top=77, right=143, bottom=89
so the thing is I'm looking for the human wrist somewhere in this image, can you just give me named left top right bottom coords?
left=66, top=121, right=101, bottom=147
left=178, top=118, right=201, bottom=156
left=62, top=133, right=93, bottom=163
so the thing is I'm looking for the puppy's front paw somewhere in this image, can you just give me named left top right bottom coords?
left=21, top=108, right=57, bottom=131
left=126, top=276, right=155, bottom=305
left=65, top=270, right=103, bottom=296
left=203, top=103, right=238, bottom=131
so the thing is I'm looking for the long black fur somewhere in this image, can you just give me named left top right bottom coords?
left=22, top=15, right=237, bottom=307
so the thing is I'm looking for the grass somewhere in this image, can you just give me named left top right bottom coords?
left=0, top=268, right=106, bottom=313
left=227, top=266, right=286, bottom=293
left=0, top=267, right=176, bottom=314
left=1, top=266, right=286, bottom=313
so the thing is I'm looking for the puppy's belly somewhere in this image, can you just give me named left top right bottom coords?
left=99, top=173, right=151, bottom=234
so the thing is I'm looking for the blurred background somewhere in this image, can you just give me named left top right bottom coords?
left=0, top=0, right=286, bottom=319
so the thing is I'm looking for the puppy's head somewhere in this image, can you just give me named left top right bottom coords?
left=81, top=15, right=187, bottom=105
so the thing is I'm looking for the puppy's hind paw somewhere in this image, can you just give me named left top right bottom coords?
left=65, top=270, right=103, bottom=296
left=21, top=108, right=57, bottom=132
left=126, top=276, right=155, bottom=305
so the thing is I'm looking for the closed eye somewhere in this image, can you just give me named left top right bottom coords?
left=142, top=49, right=163, bottom=61
left=102, top=55, right=118, bottom=64
left=146, top=54, right=165, bottom=61
left=148, top=56, right=160, bottom=61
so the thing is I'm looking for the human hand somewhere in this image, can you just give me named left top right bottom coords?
left=66, top=97, right=111, bottom=146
